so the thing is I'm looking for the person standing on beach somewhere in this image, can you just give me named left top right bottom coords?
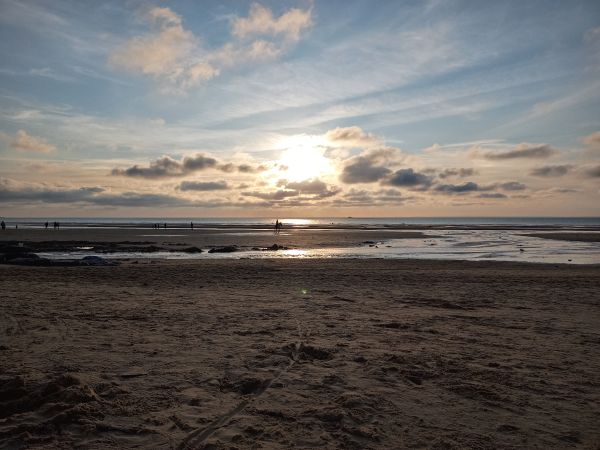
left=44, top=221, right=48, bottom=230
left=190, top=221, right=194, bottom=230
left=274, top=219, right=279, bottom=234
left=164, top=223, right=167, bottom=229
left=1, top=220, right=5, bottom=230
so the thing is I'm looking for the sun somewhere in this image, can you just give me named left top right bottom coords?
left=269, top=135, right=334, bottom=182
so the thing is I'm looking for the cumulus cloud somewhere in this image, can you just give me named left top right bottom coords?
left=339, top=148, right=401, bottom=184
left=340, top=157, right=391, bottom=184
left=109, top=7, right=218, bottom=89
left=385, top=168, right=432, bottom=188
left=473, top=143, right=556, bottom=160
left=434, top=181, right=480, bottom=194
left=325, top=126, right=380, bottom=148
left=178, top=180, right=229, bottom=191
left=109, top=4, right=312, bottom=90
left=496, top=181, right=526, bottom=191
left=232, top=3, right=312, bottom=43
left=437, top=168, right=476, bottom=179
left=583, top=164, right=600, bottom=178
left=111, top=154, right=266, bottom=179
left=280, top=178, right=340, bottom=198
left=530, top=165, right=573, bottom=177
left=9, top=130, right=56, bottom=153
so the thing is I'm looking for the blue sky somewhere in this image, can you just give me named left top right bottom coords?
left=0, top=0, right=599, bottom=216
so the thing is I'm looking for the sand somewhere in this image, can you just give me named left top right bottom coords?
left=0, top=227, right=428, bottom=253
left=521, top=233, right=600, bottom=243
left=1, top=259, right=600, bottom=449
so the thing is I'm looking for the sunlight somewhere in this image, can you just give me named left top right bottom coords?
left=278, top=146, right=333, bottom=181
left=273, top=136, right=334, bottom=182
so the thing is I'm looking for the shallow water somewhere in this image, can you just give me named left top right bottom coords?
left=35, top=230, right=600, bottom=264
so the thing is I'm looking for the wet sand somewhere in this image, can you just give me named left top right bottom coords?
left=1, top=259, right=600, bottom=449
left=521, top=233, right=600, bottom=243
left=0, top=227, right=428, bottom=252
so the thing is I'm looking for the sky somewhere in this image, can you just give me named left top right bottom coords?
left=0, top=0, right=599, bottom=218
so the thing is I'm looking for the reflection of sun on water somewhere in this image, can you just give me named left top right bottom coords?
left=282, top=218, right=314, bottom=226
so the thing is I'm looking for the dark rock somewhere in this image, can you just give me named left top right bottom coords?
left=264, top=244, right=288, bottom=251
left=81, top=256, right=114, bottom=266
left=208, top=246, right=239, bottom=253
left=180, top=246, right=203, bottom=253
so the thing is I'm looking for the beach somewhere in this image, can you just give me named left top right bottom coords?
left=2, top=258, right=600, bottom=449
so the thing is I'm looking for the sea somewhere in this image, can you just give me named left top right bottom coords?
left=4, top=216, right=600, bottom=228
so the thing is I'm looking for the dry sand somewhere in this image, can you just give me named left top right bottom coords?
left=1, top=259, right=600, bottom=449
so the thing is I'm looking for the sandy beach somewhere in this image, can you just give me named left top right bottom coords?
left=1, top=258, right=599, bottom=449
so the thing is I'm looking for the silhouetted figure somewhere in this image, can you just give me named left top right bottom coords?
left=45, top=221, right=49, bottom=229
left=274, top=219, right=279, bottom=234
left=1, top=220, right=5, bottom=230
left=15, top=224, right=18, bottom=229
left=190, top=221, right=194, bottom=230
left=278, top=221, right=283, bottom=232
left=164, top=223, right=167, bottom=229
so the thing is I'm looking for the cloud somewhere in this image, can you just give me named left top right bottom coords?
left=219, top=162, right=268, bottom=173
left=0, top=178, right=268, bottom=208
left=582, top=131, right=600, bottom=149
left=178, top=180, right=229, bottom=191
left=279, top=178, right=340, bottom=198
left=434, top=181, right=480, bottom=194
left=497, top=181, right=526, bottom=191
left=437, top=168, right=476, bottom=179
left=340, top=157, right=391, bottom=184
left=109, top=4, right=312, bottom=91
left=385, top=168, right=432, bottom=188
left=529, top=165, right=573, bottom=177
left=338, top=147, right=401, bottom=184
left=111, top=154, right=266, bottom=179
left=9, top=130, right=56, bottom=153
left=473, top=143, right=556, bottom=160
left=583, top=164, right=600, bottom=178
left=478, top=193, right=507, bottom=199
left=242, top=189, right=299, bottom=200
left=325, top=126, right=380, bottom=148
left=108, top=7, right=219, bottom=90
left=231, top=3, right=312, bottom=43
